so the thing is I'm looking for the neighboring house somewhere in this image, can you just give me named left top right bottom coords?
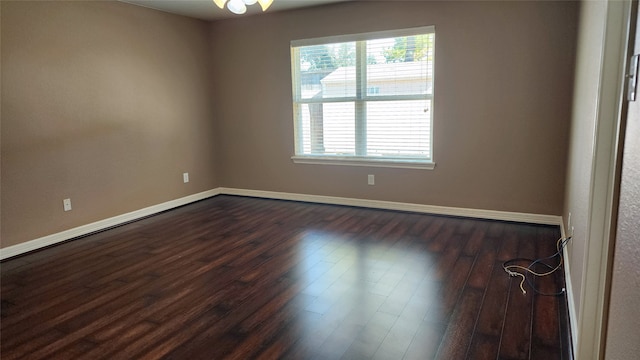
left=320, top=61, right=433, bottom=97
left=299, top=61, right=432, bottom=156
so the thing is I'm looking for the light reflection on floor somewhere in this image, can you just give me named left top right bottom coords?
left=293, top=229, right=440, bottom=358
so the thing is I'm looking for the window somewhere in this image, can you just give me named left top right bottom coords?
left=291, top=26, right=435, bottom=169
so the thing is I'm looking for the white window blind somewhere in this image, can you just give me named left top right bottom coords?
left=291, top=27, right=435, bottom=168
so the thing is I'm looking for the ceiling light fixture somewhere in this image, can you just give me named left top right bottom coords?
left=213, top=0, right=274, bottom=15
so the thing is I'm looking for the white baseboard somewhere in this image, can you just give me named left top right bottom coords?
left=1, top=187, right=564, bottom=261
left=0, top=189, right=221, bottom=260
left=232, top=187, right=574, bottom=353
left=218, top=188, right=563, bottom=226
left=559, top=222, right=578, bottom=357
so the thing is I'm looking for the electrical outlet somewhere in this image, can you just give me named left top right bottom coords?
left=571, top=226, right=574, bottom=237
left=63, top=198, right=72, bottom=212
left=183, top=173, right=189, bottom=183
left=368, top=174, right=375, bottom=185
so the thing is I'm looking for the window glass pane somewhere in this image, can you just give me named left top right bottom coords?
left=292, top=27, right=435, bottom=164
left=366, top=34, right=434, bottom=96
left=299, top=102, right=355, bottom=155
left=367, top=100, right=431, bottom=158
left=298, top=42, right=356, bottom=100
left=299, top=104, right=311, bottom=154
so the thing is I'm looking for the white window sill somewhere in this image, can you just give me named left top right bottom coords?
left=291, top=156, right=435, bottom=170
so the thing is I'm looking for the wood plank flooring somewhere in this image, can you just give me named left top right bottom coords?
left=0, top=195, right=572, bottom=359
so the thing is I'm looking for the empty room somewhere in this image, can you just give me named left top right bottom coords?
left=1, top=0, right=639, bottom=359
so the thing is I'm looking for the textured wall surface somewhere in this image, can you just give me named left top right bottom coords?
left=211, top=0, right=577, bottom=216
left=1, top=0, right=579, bottom=249
left=1, top=1, right=218, bottom=247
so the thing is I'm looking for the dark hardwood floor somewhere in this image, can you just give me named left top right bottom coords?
left=1, top=195, right=571, bottom=359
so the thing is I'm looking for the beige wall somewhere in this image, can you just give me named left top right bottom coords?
left=1, top=1, right=579, bottom=250
left=211, top=1, right=577, bottom=215
left=1, top=1, right=218, bottom=247
left=606, top=27, right=640, bottom=357
left=605, top=2, right=640, bottom=357
left=605, top=50, right=640, bottom=358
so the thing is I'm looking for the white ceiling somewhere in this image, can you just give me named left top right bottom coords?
left=119, top=0, right=350, bottom=21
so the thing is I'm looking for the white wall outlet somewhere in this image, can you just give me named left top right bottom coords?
left=183, top=172, right=189, bottom=183
left=368, top=174, right=375, bottom=185
left=571, top=226, right=575, bottom=237
left=63, top=198, right=72, bottom=212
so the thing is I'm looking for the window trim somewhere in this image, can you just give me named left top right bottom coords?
left=291, top=26, right=436, bottom=169
left=290, top=26, right=436, bottom=48
left=291, top=156, right=436, bottom=170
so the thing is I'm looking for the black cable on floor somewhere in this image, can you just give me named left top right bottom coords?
left=502, top=236, right=571, bottom=296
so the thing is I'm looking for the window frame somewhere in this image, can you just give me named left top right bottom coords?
left=290, top=26, right=436, bottom=170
